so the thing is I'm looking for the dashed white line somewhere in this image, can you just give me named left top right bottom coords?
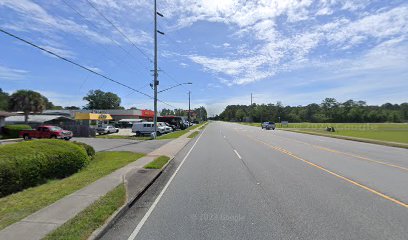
left=127, top=128, right=206, bottom=240
left=234, top=149, right=242, bottom=159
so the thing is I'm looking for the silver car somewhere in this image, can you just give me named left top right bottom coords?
left=96, top=125, right=119, bottom=134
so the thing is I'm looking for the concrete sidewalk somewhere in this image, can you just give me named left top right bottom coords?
left=0, top=130, right=197, bottom=240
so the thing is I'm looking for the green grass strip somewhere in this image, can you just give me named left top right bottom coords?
left=0, top=151, right=144, bottom=230
left=282, top=129, right=408, bottom=149
left=144, top=156, right=170, bottom=169
left=44, top=184, right=126, bottom=240
left=157, top=122, right=207, bottom=140
left=187, top=131, right=200, bottom=138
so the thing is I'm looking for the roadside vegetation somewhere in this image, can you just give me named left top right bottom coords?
left=0, top=151, right=144, bottom=230
left=0, top=124, right=31, bottom=139
left=188, top=131, right=200, bottom=138
left=240, top=122, right=408, bottom=145
left=0, top=140, right=90, bottom=197
left=44, top=184, right=126, bottom=240
left=157, top=122, right=206, bottom=140
left=144, top=155, right=170, bottom=169
left=198, top=122, right=208, bottom=130
left=214, top=98, right=408, bottom=123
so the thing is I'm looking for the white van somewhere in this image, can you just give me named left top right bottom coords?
left=132, top=122, right=166, bottom=136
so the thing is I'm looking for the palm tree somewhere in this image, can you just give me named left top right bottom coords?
left=9, top=90, right=46, bottom=123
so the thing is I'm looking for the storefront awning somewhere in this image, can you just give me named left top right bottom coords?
left=74, top=113, right=113, bottom=120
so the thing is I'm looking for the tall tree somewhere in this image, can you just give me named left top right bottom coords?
left=161, top=108, right=175, bottom=116
left=0, top=88, right=9, bottom=110
left=83, top=90, right=122, bottom=109
left=9, top=90, right=47, bottom=123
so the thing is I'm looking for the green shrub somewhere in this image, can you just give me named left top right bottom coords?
left=0, top=140, right=89, bottom=197
left=2, top=125, right=32, bottom=138
left=72, top=141, right=96, bottom=158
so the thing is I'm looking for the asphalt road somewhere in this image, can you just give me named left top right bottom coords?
left=101, top=121, right=408, bottom=240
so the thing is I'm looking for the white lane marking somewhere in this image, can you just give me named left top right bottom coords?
left=234, top=149, right=242, bottom=159
left=127, top=128, right=206, bottom=240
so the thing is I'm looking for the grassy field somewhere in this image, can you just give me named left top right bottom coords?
left=0, top=151, right=144, bottom=230
left=44, top=184, right=125, bottom=240
left=144, top=155, right=170, bottom=169
left=238, top=122, right=408, bottom=144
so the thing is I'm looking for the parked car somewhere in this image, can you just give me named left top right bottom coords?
left=261, top=122, right=276, bottom=130
left=158, top=122, right=173, bottom=133
left=96, top=125, right=119, bottom=135
left=132, top=122, right=166, bottom=136
left=19, top=125, right=73, bottom=140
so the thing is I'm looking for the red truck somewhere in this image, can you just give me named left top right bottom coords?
left=19, top=125, right=73, bottom=140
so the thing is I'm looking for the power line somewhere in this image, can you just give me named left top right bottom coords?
left=0, top=28, right=176, bottom=108
left=85, top=0, right=187, bottom=91
left=60, top=0, right=151, bottom=75
left=85, top=0, right=154, bottom=64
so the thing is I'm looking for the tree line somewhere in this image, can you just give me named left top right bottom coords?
left=212, top=98, right=408, bottom=123
left=0, top=88, right=208, bottom=122
left=160, top=106, right=208, bottom=121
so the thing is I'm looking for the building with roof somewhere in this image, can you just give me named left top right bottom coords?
left=5, top=115, right=75, bottom=128
left=43, top=109, right=155, bottom=122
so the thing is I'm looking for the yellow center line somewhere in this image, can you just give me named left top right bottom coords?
left=276, top=134, right=408, bottom=172
left=235, top=130, right=408, bottom=208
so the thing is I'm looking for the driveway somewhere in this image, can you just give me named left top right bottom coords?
left=72, top=138, right=170, bottom=154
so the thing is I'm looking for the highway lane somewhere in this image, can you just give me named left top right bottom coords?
left=102, top=121, right=408, bottom=240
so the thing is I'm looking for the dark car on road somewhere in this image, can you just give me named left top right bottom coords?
left=261, top=122, right=276, bottom=130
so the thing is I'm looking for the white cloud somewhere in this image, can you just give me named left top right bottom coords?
left=169, top=2, right=408, bottom=86
left=0, top=65, right=28, bottom=80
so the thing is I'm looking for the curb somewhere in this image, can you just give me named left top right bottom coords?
left=88, top=154, right=177, bottom=240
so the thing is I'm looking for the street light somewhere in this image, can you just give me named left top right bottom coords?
left=157, top=82, right=192, bottom=93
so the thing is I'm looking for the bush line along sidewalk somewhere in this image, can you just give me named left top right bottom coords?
left=44, top=184, right=126, bottom=240
left=0, top=140, right=90, bottom=197
left=0, top=151, right=144, bottom=230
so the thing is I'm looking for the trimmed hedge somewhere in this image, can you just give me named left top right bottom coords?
left=2, top=125, right=32, bottom=138
left=72, top=141, right=96, bottom=158
left=0, top=140, right=89, bottom=197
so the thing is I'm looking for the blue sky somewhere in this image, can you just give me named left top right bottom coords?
left=0, top=0, right=407, bottom=116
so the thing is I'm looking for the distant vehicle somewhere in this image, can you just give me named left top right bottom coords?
left=19, top=125, right=73, bottom=140
left=96, top=125, right=119, bottom=134
left=132, top=122, right=166, bottom=136
left=261, top=122, right=275, bottom=130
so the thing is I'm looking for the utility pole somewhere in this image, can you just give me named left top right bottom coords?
left=188, top=91, right=191, bottom=124
left=251, top=93, right=253, bottom=105
left=153, top=0, right=163, bottom=138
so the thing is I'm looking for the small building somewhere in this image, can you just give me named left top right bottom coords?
left=5, top=115, right=75, bottom=128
